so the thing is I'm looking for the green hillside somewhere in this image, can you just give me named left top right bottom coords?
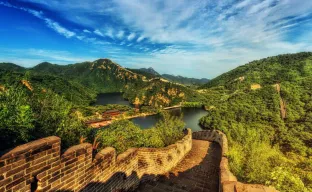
left=162, top=74, right=209, bottom=86
left=32, top=59, right=145, bottom=93
left=126, top=68, right=160, bottom=79
left=199, top=52, right=312, bottom=192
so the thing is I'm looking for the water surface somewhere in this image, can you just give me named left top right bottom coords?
left=131, top=108, right=207, bottom=131
left=94, top=92, right=130, bottom=106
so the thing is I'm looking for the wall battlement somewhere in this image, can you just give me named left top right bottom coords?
left=0, top=129, right=192, bottom=192
left=192, top=130, right=279, bottom=192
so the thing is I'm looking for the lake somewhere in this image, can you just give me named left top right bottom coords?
left=94, top=93, right=207, bottom=131
left=93, top=92, right=130, bottom=106
left=131, top=108, right=207, bottom=131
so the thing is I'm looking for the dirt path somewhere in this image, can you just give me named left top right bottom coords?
left=135, top=140, right=222, bottom=192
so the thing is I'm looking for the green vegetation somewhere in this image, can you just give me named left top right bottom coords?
left=162, top=74, right=209, bottom=86
left=1, top=52, right=312, bottom=192
left=0, top=58, right=197, bottom=151
left=199, top=52, right=312, bottom=192
left=0, top=84, right=89, bottom=150
left=96, top=112, right=185, bottom=154
left=127, top=67, right=161, bottom=79
left=124, top=79, right=206, bottom=108
left=32, top=59, right=145, bottom=93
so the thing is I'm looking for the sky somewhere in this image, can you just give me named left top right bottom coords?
left=0, top=0, right=312, bottom=78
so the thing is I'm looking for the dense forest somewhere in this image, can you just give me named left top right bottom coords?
left=127, top=67, right=210, bottom=86
left=0, top=53, right=312, bottom=191
left=199, top=52, right=312, bottom=192
left=0, top=59, right=201, bottom=151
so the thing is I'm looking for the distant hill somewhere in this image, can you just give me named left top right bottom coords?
left=32, top=59, right=145, bottom=93
left=126, top=68, right=160, bottom=79
left=128, top=67, right=209, bottom=85
left=162, top=74, right=209, bottom=85
left=1, top=59, right=205, bottom=107
left=0, top=62, right=26, bottom=72
left=138, top=67, right=160, bottom=76
left=199, top=52, right=312, bottom=90
left=198, top=52, right=312, bottom=191
left=0, top=66, right=97, bottom=105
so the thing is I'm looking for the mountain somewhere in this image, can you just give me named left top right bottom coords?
left=0, top=66, right=97, bottom=105
left=1, top=59, right=204, bottom=107
left=162, top=74, right=209, bottom=85
left=127, top=67, right=210, bottom=85
left=198, top=52, right=312, bottom=192
left=138, top=67, right=160, bottom=76
left=0, top=62, right=26, bottom=72
left=32, top=59, right=145, bottom=93
left=126, top=68, right=160, bottom=79
left=200, top=52, right=312, bottom=89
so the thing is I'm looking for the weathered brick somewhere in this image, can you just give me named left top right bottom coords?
left=13, top=171, right=25, bottom=180
left=0, top=177, right=12, bottom=186
left=0, top=164, right=11, bottom=175
left=6, top=163, right=29, bottom=177
left=6, top=177, right=25, bottom=190
left=11, top=180, right=26, bottom=191
left=25, top=161, right=46, bottom=174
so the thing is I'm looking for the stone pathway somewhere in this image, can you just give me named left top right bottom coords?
left=135, top=140, right=221, bottom=192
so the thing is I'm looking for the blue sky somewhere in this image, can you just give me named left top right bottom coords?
left=0, top=0, right=312, bottom=78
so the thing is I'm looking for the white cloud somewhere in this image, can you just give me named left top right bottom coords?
left=105, top=28, right=114, bottom=39
left=83, top=29, right=91, bottom=33
left=235, top=0, right=252, bottom=9
left=0, top=48, right=96, bottom=66
left=94, top=29, right=104, bottom=36
left=127, top=32, right=136, bottom=41
left=3, top=0, right=312, bottom=77
left=116, top=30, right=124, bottom=39
left=44, top=19, right=76, bottom=38
left=1, top=2, right=76, bottom=39
left=137, top=35, right=145, bottom=42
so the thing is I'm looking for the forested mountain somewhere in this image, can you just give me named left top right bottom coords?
left=32, top=59, right=145, bottom=93
left=1, top=53, right=312, bottom=191
left=126, top=68, right=160, bottom=79
left=127, top=67, right=210, bottom=85
left=162, top=74, right=209, bottom=85
left=199, top=52, right=312, bottom=192
left=138, top=67, right=160, bottom=76
left=1, top=59, right=204, bottom=107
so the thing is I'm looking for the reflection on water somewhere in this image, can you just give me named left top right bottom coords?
left=93, top=92, right=130, bottom=106
left=130, top=108, right=207, bottom=131
left=93, top=93, right=207, bottom=131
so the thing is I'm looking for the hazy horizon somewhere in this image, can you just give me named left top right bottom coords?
left=1, top=0, right=312, bottom=78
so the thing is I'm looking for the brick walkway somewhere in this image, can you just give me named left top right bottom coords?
left=135, top=140, right=221, bottom=192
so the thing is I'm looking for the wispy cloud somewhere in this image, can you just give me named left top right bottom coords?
left=94, top=29, right=104, bottom=37
left=127, top=32, right=136, bottom=41
left=2, top=0, right=312, bottom=78
left=44, top=19, right=75, bottom=38
left=116, top=30, right=124, bottom=39
left=0, top=48, right=96, bottom=66
left=0, top=2, right=76, bottom=39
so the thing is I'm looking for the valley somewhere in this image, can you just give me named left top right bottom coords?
left=0, top=52, right=312, bottom=192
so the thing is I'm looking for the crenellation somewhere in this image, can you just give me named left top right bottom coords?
left=192, top=130, right=279, bottom=192
left=0, top=129, right=192, bottom=192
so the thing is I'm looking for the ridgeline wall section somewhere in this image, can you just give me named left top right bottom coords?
left=0, top=129, right=192, bottom=192
left=192, top=130, right=278, bottom=192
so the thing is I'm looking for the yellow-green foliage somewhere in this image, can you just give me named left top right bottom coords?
left=96, top=112, right=185, bottom=154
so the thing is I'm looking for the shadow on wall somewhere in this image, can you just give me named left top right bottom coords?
left=135, top=141, right=222, bottom=192
left=79, top=141, right=222, bottom=192
left=0, top=130, right=192, bottom=192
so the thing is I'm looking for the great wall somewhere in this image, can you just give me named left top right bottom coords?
left=0, top=129, right=278, bottom=192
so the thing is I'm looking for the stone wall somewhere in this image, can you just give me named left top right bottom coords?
left=192, top=130, right=279, bottom=192
left=0, top=129, right=192, bottom=192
